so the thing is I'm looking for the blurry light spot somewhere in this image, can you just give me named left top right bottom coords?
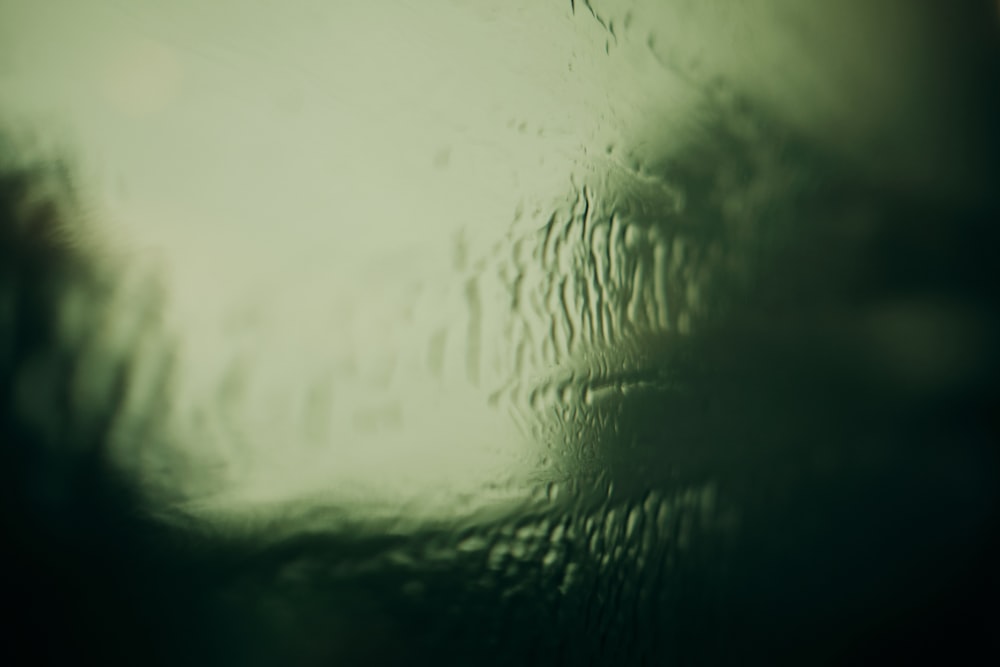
left=101, top=38, right=182, bottom=118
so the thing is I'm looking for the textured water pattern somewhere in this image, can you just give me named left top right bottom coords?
left=2, top=1, right=999, bottom=665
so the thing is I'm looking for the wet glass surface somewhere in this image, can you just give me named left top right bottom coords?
left=2, top=1, right=999, bottom=665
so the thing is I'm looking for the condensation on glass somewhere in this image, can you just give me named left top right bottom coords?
left=1, top=1, right=998, bottom=664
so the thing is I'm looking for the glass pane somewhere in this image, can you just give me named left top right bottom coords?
left=2, top=1, right=998, bottom=664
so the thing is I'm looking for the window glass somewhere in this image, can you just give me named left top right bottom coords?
left=2, top=1, right=998, bottom=664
